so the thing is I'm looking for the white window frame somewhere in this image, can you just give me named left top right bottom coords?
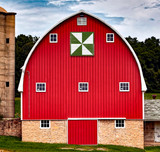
left=36, top=82, right=46, bottom=92
left=78, top=82, right=89, bottom=92
left=115, top=120, right=125, bottom=128
left=40, top=120, right=50, bottom=129
left=119, top=82, right=130, bottom=92
left=77, top=17, right=87, bottom=26
left=106, top=33, right=114, bottom=43
left=49, top=33, right=58, bottom=43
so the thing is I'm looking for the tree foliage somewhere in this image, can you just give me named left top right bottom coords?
left=15, top=34, right=39, bottom=96
left=126, top=36, right=160, bottom=92
left=15, top=35, right=160, bottom=96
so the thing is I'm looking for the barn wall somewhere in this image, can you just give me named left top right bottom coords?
left=22, top=120, right=67, bottom=143
left=98, top=120, right=144, bottom=149
left=22, top=14, right=142, bottom=120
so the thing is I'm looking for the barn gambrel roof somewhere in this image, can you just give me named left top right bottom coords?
left=18, top=10, right=147, bottom=92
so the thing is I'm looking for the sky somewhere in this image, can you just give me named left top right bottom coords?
left=1, top=0, right=160, bottom=41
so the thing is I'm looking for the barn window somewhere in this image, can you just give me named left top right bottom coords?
left=77, top=17, right=87, bottom=25
left=6, top=38, right=10, bottom=43
left=119, top=82, right=129, bottom=92
left=50, top=33, right=58, bottom=43
left=106, top=33, right=114, bottom=42
left=36, top=83, right=46, bottom=92
left=78, top=82, right=89, bottom=92
left=115, top=120, right=125, bottom=128
left=40, top=120, right=50, bottom=129
left=6, top=82, right=9, bottom=87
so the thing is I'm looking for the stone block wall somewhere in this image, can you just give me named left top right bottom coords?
left=22, top=120, right=67, bottom=143
left=98, top=120, right=144, bottom=149
left=22, top=120, right=144, bottom=148
left=0, top=118, right=21, bottom=137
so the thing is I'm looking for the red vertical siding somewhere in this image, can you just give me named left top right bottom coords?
left=22, top=14, right=142, bottom=120
left=68, top=120, right=97, bottom=145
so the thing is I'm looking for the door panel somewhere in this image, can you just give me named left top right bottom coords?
left=68, top=120, right=97, bottom=145
left=155, top=122, right=160, bottom=142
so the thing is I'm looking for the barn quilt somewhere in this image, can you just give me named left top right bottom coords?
left=70, top=32, right=94, bottom=56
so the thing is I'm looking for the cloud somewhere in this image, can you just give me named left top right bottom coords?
left=48, top=0, right=94, bottom=7
left=68, top=0, right=160, bottom=40
left=150, top=18, right=155, bottom=21
left=48, top=0, right=70, bottom=6
left=0, top=0, right=160, bottom=40
left=48, top=0, right=81, bottom=6
left=0, top=0, right=73, bottom=36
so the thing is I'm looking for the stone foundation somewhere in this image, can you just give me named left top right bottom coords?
left=0, top=118, right=21, bottom=137
left=98, top=120, right=144, bottom=149
left=22, top=120, right=67, bottom=143
left=22, top=120, right=144, bottom=148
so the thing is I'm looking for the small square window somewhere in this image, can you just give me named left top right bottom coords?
left=77, top=17, right=87, bottom=25
left=78, top=82, right=89, bottom=92
left=119, top=82, right=129, bottom=92
left=115, top=120, right=125, bottom=128
left=6, top=82, right=9, bottom=87
left=6, top=38, right=9, bottom=44
left=106, top=33, right=114, bottom=42
left=40, top=120, right=50, bottom=129
left=50, top=33, right=58, bottom=43
left=36, top=83, right=46, bottom=92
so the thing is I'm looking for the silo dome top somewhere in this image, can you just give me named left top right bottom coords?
left=0, top=7, right=7, bottom=13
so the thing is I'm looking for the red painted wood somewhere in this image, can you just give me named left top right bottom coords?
left=22, top=13, right=142, bottom=120
left=68, top=120, right=97, bottom=145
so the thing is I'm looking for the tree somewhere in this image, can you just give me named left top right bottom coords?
left=15, top=34, right=39, bottom=96
left=126, top=36, right=160, bottom=92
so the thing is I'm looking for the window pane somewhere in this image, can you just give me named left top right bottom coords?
left=116, top=120, right=124, bottom=128
left=41, top=120, right=50, bottom=128
left=36, top=83, right=46, bottom=92
left=79, top=83, right=88, bottom=91
left=77, top=17, right=87, bottom=25
left=107, top=34, right=114, bottom=42
left=50, top=34, right=57, bottom=42
left=120, top=83, right=129, bottom=91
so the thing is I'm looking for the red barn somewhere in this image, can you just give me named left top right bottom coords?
left=18, top=11, right=147, bottom=148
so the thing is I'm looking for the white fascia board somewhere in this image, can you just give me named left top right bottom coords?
left=18, top=66, right=25, bottom=92
left=20, top=92, right=23, bottom=120
left=68, top=118, right=126, bottom=120
left=18, top=10, right=147, bottom=92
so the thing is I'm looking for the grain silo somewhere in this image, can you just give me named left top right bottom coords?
left=0, top=7, right=16, bottom=118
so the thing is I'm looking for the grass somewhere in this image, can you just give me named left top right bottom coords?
left=144, top=93, right=160, bottom=100
left=15, top=97, right=20, bottom=118
left=0, top=136, right=145, bottom=152
left=145, top=146, right=160, bottom=152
